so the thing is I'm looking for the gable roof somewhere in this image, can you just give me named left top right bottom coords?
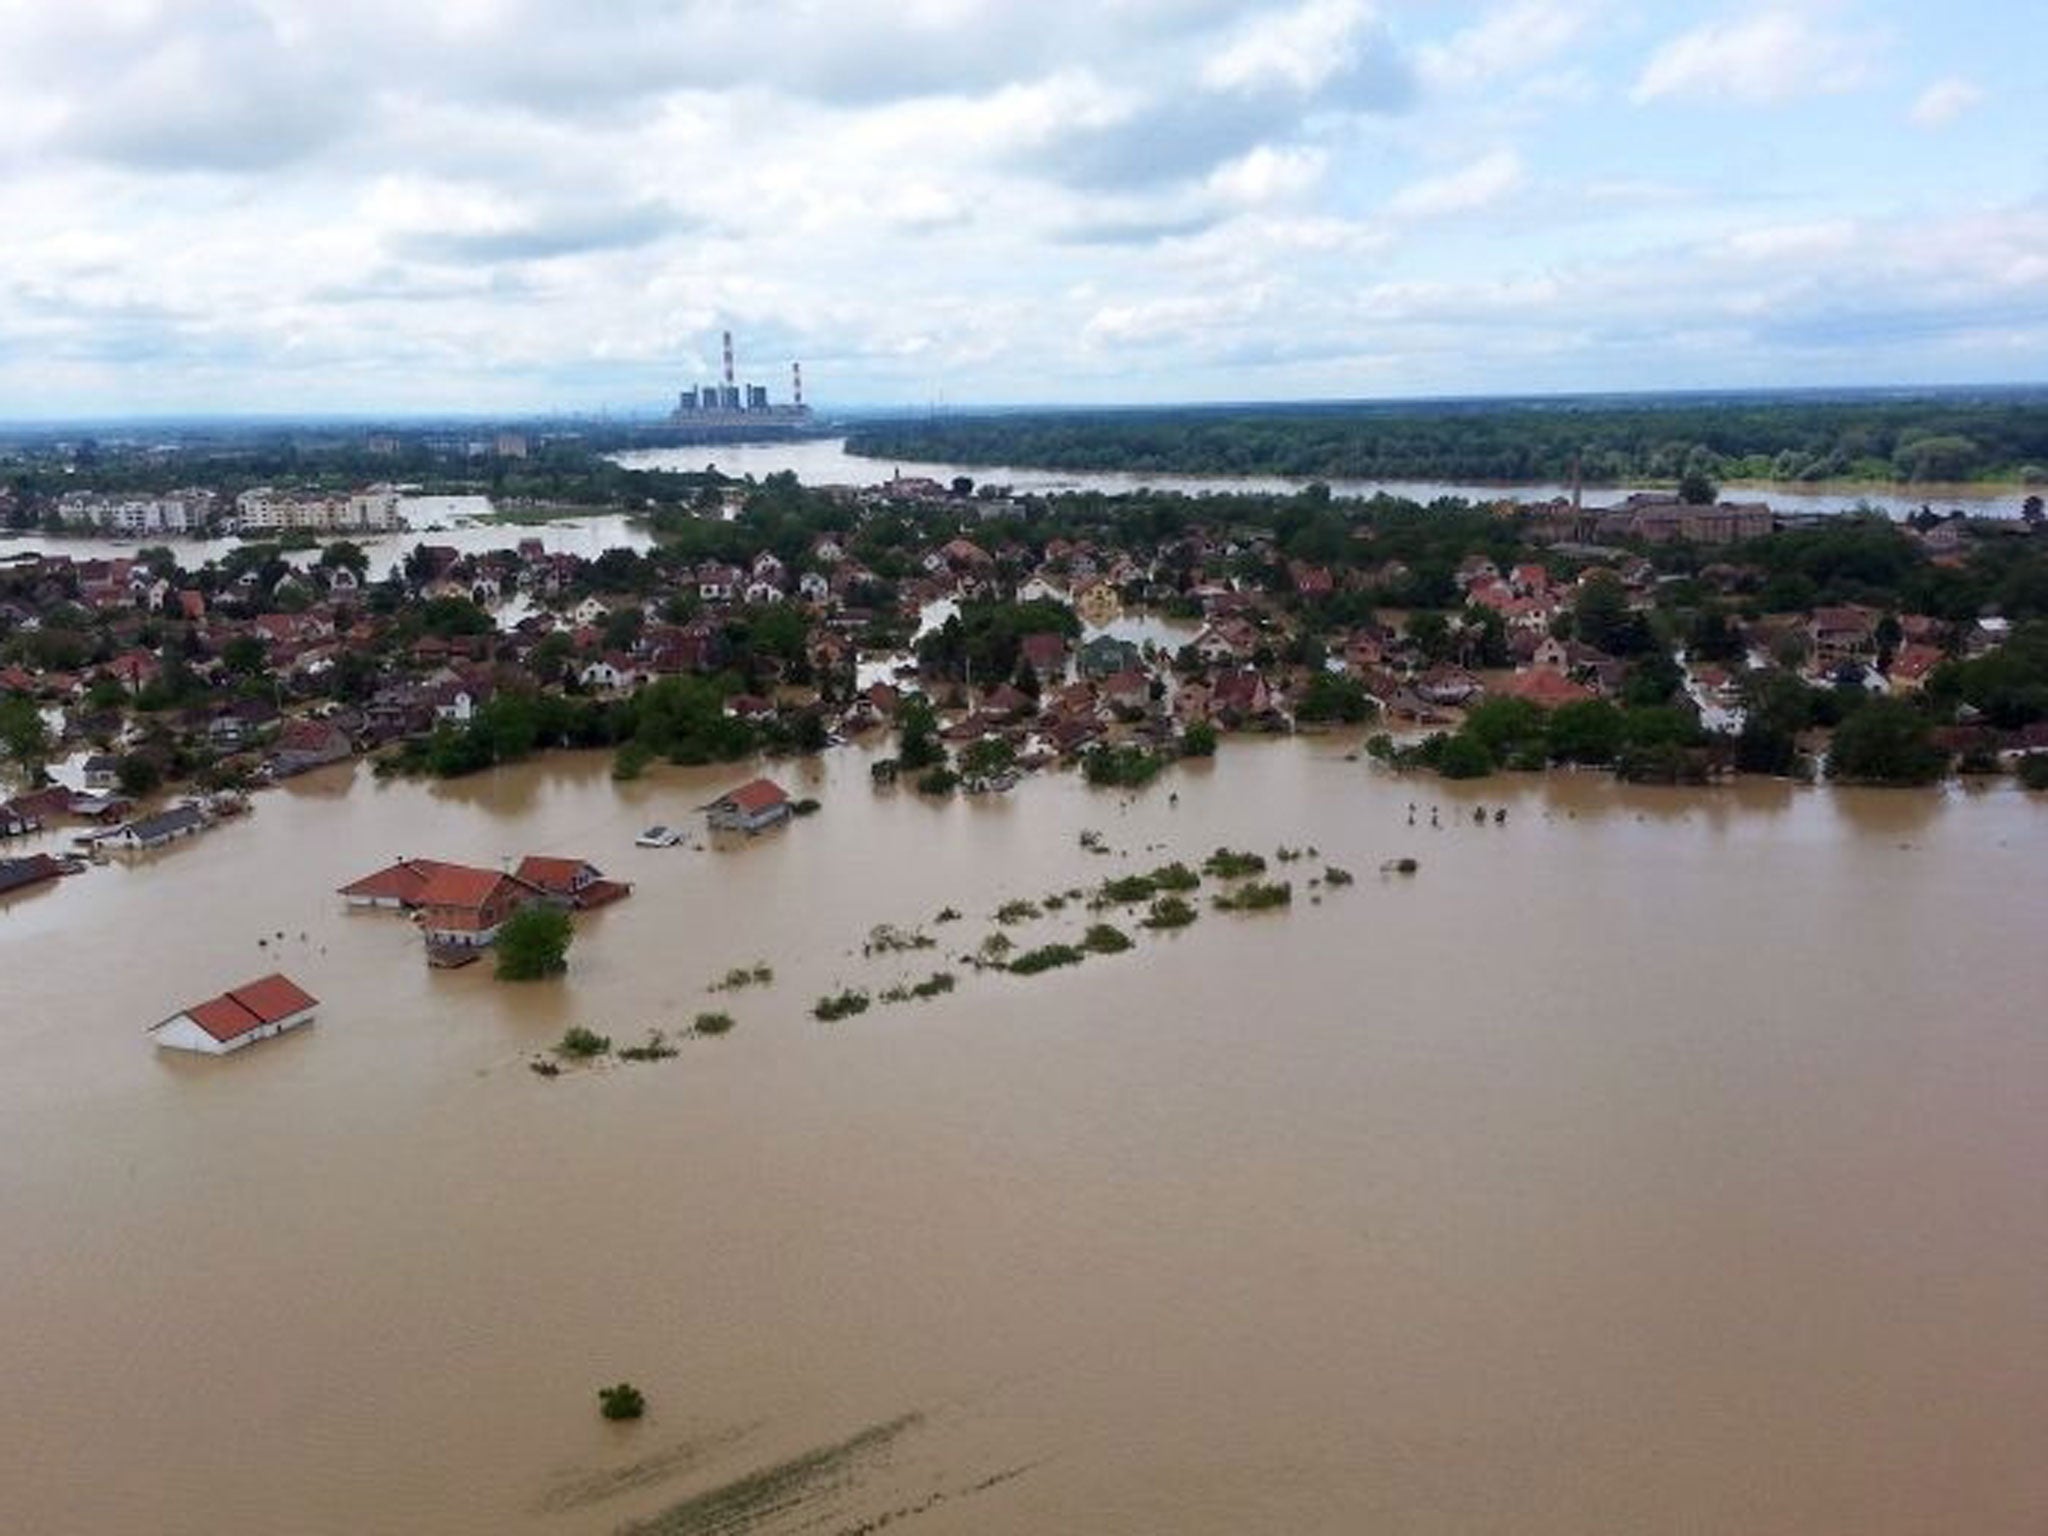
left=123, top=805, right=208, bottom=841
left=514, top=855, right=597, bottom=892
left=336, top=857, right=454, bottom=903
left=156, top=973, right=319, bottom=1044
left=413, top=863, right=529, bottom=911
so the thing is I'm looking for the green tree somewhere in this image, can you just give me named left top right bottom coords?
left=495, top=905, right=573, bottom=980
left=1546, top=699, right=1625, bottom=764
left=1459, top=697, right=1547, bottom=763
left=116, top=752, right=163, bottom=797
left=1573, top=573, right=1653, bottom=656
left=1436, top=732, right=1494, bottom=779
left=221, top=635, right=267, bottom=676
left=319, top=540, right=370, bottom=577
left=1294, top=671, right=1375, bottom=724
left=1678, top=467, right=1718, bottom=505
left=896, top=694, right=944, bottom=770
left=1826, top=697, right=1947, bottom=785
left=960, top=735, right=1016, bottom=779
left=0, top=696, right=50, bottom=778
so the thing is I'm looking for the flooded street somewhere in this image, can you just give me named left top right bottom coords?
left=3, top=743, right=2046, bottom=1534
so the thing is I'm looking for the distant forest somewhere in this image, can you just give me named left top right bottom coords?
left=845, top=394, right=2048, bottom=488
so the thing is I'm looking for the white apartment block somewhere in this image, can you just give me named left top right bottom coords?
left=55, top=491, right=213, bottom=535
left=234, top=484, right=407, bottom=535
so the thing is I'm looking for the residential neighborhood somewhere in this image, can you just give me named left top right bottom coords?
left=4, top=457, right=2048, bottom=849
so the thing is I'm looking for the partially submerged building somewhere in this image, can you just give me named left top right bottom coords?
left=704, top=778, right=792, bottom=834
left=150, top=973, right=319, bottom=1056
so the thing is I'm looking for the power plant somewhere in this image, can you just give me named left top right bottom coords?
left=670, top=330, right=813, bottom=433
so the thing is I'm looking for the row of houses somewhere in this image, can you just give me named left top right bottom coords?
left=338, top=852, right=631, bottom=961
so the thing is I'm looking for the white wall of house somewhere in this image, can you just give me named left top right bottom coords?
left=149, top=1007, right=316, bottom=1055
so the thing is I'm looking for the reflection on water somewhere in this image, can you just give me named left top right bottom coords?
left=1, top=743, right=2045, bottom=1535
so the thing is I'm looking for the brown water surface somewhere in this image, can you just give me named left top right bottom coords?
left=2, top=743, right=2044, bottom=1534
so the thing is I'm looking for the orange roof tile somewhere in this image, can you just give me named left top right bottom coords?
left=337, top=858, right=452, bottom=902
left=413, top=864, right=522, bottom=911
left=718, top=779, right=788, bottom=815
left=167, top=973, right=319, bottom=1043
left=227, top=973, right=319, bottom=1025
left=514, top=856, right=593, bottom=892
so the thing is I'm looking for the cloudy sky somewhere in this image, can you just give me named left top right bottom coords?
left=1, top=0, right=2043, bottom=418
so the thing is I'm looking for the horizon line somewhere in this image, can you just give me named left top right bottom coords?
left=4, top=379, right=2048, bottom=435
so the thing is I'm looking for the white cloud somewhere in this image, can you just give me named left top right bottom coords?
left=1721, top=218, right=1858, bottom=261
left=1201, top=0, right=1379, bottom=94
left=1631, top=10, right=1878, bottom=105
left=1387, top=148, right=1524, bottom=218
left=1207, top=145, right=1328, bottom=204
left=1909, top=76, right=1984, bottom=128
left=1418, top=0, right=1600, bottom=91
left=0, top=0, right=2034, bottom=412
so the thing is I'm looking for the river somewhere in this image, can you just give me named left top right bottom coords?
left=0, top=496, right=656, bottom=585
left=616, top=437, right=2030, bottom=521
left=1, top=440, right=2020, bottom=581
left=2, top=741, right=2044, bottom=1535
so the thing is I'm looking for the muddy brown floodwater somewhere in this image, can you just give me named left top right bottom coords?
left=2, top=739, right=2045, bottom=1535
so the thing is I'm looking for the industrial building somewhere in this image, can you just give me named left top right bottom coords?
left=670, top=331, right=814, bottom=433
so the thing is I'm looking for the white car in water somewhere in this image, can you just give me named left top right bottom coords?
left=634, top=825, right=681, bottom=848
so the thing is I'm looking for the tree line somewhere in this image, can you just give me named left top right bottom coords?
left=847, top=394, right=2048, bottom=488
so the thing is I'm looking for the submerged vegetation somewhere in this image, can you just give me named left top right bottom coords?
left=709, top=962, right=773, bottom=992
left=1081, top=923, right=1134, bottom=955
left=1213, top=880, right=1293, bottom=912
left=1202, top=847, right=1268, bottom=879
left=1006, top=943, right=1086, bottom=976
left=1143, top=895, right=1200, bottom=929
left=618, top=1030, right=679, bottom=1062
left=813, top=989, right=872, bottom=1022
left=555, top=1026, right=612, bottom=1059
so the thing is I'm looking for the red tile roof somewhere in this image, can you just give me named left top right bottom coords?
left=228, top=973, right=319, bottom=1025
left=167, top=973, right=319, bottom=1043
left=717, top=778, right=789, bottom=815
left=514, top=856, right=593, bottom=893
left=1501, top=668, right=1596, bottom=707
left=337, top=858, right=453, bottom=903
left=413, top=864, right=523, bottom=911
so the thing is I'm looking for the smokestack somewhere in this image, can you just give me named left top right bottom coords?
left=722, top=330, right=735, bottom=388
left=792, top=361, right=804, bottom=409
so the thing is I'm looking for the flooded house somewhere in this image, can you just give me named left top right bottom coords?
left=109, top=803, right=210, bottom=852
left=0, top=852, right=69, bottom=896
left=411, top=864, right=543, bottom=950
left=148, top=973, right=318, bottom=1056
left=704, top=778, right=792, bottom=834
left=511, top=856, right=631, bottom=910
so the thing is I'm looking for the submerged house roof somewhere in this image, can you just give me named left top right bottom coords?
left=336, top=857, right=459, bottom=905
left=153, top=973, right=319, bottom=1047
left=708, top=778, right=789, bottom=816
